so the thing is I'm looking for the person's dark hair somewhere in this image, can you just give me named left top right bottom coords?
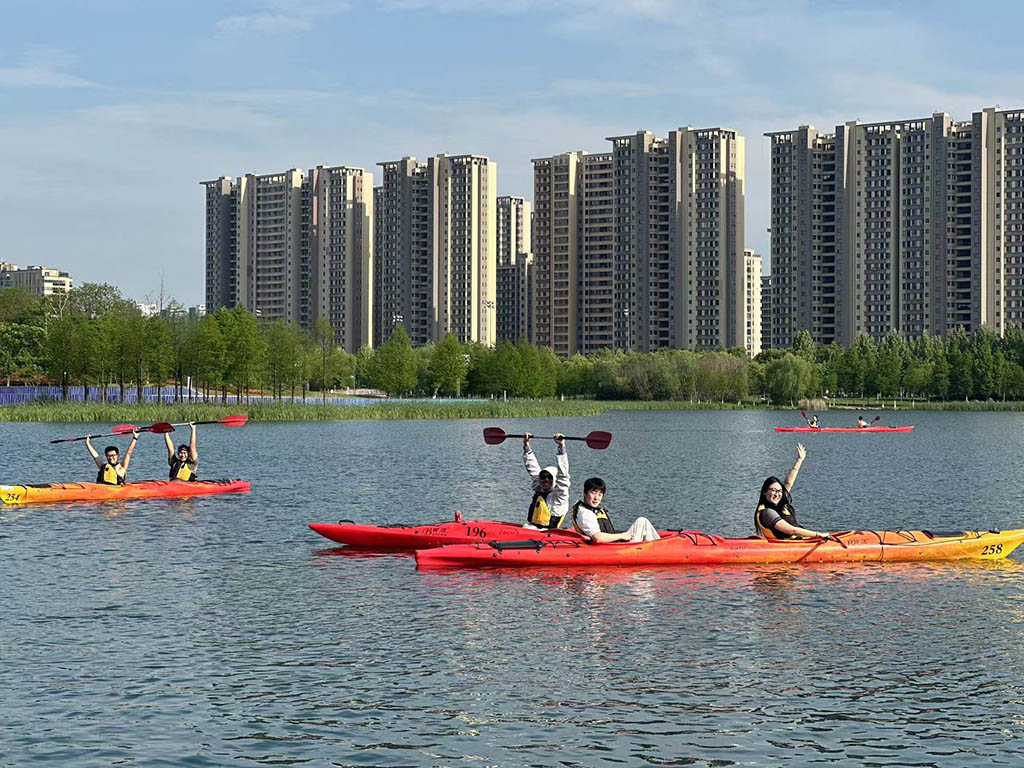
left=104, top=446, right=119, bottom=456
left=177, top=444, right=190, bottom=455
left=583, top=477, right=606, bottom=495
left=758, top=475, right=792, bottom=511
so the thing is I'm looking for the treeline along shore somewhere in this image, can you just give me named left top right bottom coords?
left=4, top=283, right=1024, bottom=421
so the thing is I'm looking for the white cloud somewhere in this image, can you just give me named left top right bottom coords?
left=0, top=46, right=99, bottom=89
left=215, top=0, right=351, bottom=35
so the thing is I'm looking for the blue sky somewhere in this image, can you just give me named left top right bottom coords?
left=2, top=0, right=1021, bottom=305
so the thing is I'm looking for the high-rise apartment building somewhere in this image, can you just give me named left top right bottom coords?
left=532, top=126, right=746, bottom=356
left=374, top=155, right=497, bottom=347
left=202, top=165, right=373, bottom=352
left=532, top=152, right=581, bottom=356
left=761, top=273, right=773, bottom=351
left=744, top=249, right=762, bottom=356
left=495, top=196, right=533, bottom=343
left=767, top=107, right=1024, bottom=344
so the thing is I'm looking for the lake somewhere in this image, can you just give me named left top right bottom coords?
left=2, top=409, right=1023, bottom=766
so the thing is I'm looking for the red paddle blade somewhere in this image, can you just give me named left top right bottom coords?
left=111, top=424, right=138, bottom=435
left=584, top=431, right=612, bottom=450
left=219, top=414, right=248, bottom=427
left=483, top=427, right=508, bottom=445
left=148, top=422, right=175, bottom=434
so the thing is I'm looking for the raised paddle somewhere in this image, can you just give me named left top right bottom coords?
left=483, top=427, right=612, bottom=450
left=168, top=414, right=248, bottom=428
left=137, top=422, right=176, bottom=434
left=50, top=424, right=141, bottom=444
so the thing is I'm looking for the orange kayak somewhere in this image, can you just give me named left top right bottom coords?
left=1, top=479, right=251, bottom=505
left=415, top=528, right=1024, bottom=568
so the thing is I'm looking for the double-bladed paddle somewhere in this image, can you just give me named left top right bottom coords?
left=168, top=414, right=248, bottom=428
left=50, top=424, right=141, bottom=444
left=483, top=427, right=612, bottom=450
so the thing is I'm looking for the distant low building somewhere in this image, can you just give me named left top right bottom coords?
left=137, top=302, right=159, bottom=317
left=0, top=264, right=73, bottom=296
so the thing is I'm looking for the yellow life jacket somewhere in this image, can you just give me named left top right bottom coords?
left=170, top=458, right=197, bottom=482
left=527, top=492, right=563, bottom=529
left=97, top=462, right=124, bottom=485
left=755, top=502, right=799, bottom=540
left=571, top=500, right=616, bottom=534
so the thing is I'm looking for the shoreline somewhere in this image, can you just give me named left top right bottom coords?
left=3, top=398, right=1024, bottom=422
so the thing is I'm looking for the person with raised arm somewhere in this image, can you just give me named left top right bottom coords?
left=522, top=432, right=570, bottom=529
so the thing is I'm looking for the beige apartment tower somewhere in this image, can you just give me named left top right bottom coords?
left=532, top=127, right=746, bottom=356
left=374, top=155, right=497, bottom=347
left=767, top=107, right=1024, bottom=345
left=744, top=249, right=762, bottom=356
left=203, top=165, right=374, bottom=352
left=496, top=196, right=533, bottom=343
left=309, top=166, right=374, bottom=351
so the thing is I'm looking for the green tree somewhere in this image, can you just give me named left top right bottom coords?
left=765, top=354, right=813, bottom=405
left=367, top=325, right=417, bottom=395
left=427, top=333, right=469, bottom=396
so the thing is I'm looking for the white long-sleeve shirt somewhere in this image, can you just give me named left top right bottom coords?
left=523, top=445, right=570, bottom=524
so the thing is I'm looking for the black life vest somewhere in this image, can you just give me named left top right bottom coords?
left=755, top=501, right=800, bottom=540
left=571, top=500, right=616, bottom=534
left=97, top=462, right=125, bottom=485
left=527, top=491, right=562, bottom=529
left=169, top=458, right=197, bottom=482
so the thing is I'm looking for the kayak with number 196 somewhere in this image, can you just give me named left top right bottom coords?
left=309, top=514, right=587, bottom=549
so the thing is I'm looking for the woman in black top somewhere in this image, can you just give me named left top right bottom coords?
left=755, top=443, right=832, bottom=541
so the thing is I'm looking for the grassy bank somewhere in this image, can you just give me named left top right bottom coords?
left=0, top=398, right=765, bottom=423
left=4, top=397, right=1023, bottom=423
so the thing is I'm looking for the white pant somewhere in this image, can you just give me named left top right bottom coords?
left=626, top=516, right=661, bottom=542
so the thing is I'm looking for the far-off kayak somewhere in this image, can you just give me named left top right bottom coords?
left=1, top=479, right=251, bottom=505
left=774, top=426, right=915, bottom=433
left=415, top=528, right=1024, bottom=568
left=310, top=514, right=586, bottom=549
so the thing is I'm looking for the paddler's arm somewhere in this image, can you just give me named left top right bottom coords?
left=773, top=518, right=829, bottom=540
left=523, top=433, right=541, bottom=480
left=121, top=430, right=140, bottom=470
left=85, top=436, right=104, bottom=468
left=163, top=431, right=175, bottom=462
left=783, top=442, right=807, bottom=493
left=553, top=434, right=569, bottom=491
left=188, top=422, right=198, bottom=463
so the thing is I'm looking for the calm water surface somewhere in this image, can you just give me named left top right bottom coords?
left=2, top=410, right=1024, bottom=766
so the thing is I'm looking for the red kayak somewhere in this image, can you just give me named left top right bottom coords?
left=309, top=512, right=586, bottom=549
left=774, top=426, right=914, bottom=433
left=415, top=528, right=1024, bottom=568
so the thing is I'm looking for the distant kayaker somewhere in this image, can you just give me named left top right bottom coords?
left=856, top=415, right=869, bottom=429
left=571, top=477, right=660, bottom=543
left=86, top=430, right=140, bottom=485
left=165, top=422, right=198, bottom=481
left=808, top=415, right=819, bottom=428
left=755, top=443, right=833, bottom=541
left=523, top=432, right=570, bottom=529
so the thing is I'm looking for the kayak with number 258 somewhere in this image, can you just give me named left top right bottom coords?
left=415, top=528, right=1024, bottom=568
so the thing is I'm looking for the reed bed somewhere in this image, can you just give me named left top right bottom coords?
left=4, top=397, right=1016, bottom=423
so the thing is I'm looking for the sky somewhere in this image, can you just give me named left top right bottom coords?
left=2, top=0, right=1022, bottom=306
